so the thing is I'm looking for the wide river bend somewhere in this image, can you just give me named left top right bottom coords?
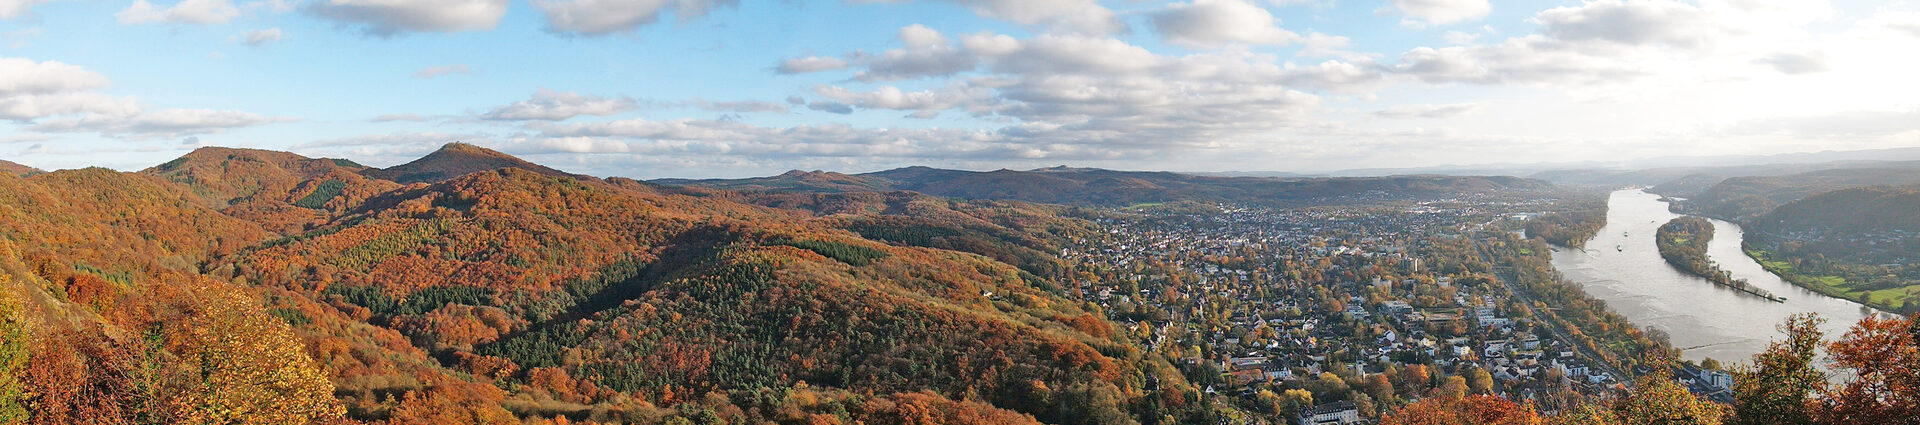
left=1548, top=189, right=1877, bottom=363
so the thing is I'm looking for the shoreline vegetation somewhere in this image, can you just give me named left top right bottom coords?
left=1655, top=216, right=1785, bottom=302
left=1745, top=243, right=1905, bottom=314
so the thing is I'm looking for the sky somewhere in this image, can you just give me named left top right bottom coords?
left=1, top=0, right=1918, bottom=178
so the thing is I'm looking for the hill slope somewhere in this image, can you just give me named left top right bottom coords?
left=1673, top=164, right=1920, bottom=221
left=1745, top=185, right=1920, bottom=313
left=0, top=160, right=39, bottom=177
left=144, top=147, right=400, bottom=233
left=1755, top=185, right=1920, bottom=236
left=215, top=167, right=1195, bottom=423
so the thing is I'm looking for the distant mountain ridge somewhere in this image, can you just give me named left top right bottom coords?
left=1330, top=146, right=1920, bottom=179
left=657, top=165, right=1554, bottom=207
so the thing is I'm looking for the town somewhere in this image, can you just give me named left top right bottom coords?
left=1064, top=197, right=1734, bottom=423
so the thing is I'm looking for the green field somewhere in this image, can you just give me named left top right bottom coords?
left=1746, top=245, right=1917, bottom=312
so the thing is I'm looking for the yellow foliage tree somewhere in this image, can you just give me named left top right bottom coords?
left=161, top=279, right=343, bottom=424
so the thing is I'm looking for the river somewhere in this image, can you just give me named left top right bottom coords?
left=1548, top=189, right=1877, bottom=364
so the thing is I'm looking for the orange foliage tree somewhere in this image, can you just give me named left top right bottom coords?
left=1382, top=395, right=1543, bottom=425
left=1818, top=313, right=1919, bottom=425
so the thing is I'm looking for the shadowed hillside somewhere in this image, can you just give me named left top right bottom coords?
left=1755, top=185, right=1920, bottom=236
left=1672, top=164, right=1920, bottom=222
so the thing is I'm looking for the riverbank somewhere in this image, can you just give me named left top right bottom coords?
left=1655, top=216, right=1784, bottom=302
left=1744, top=243, right=1910, bottom=313
left=1551, top=189, right=1871, bottom=363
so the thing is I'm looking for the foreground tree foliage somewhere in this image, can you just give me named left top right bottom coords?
left=1819, top=313, right=1919, bottom=424
left=1728, top=314, right=1823, bottom=425
left=0, top=167, right=345, bottom=424
left=1385, top=312, right=1920, bottom=425
left=1381, top=394, right=1542, bottom=425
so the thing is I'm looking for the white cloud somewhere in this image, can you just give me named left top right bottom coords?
left=855, top=25, right=978, bottom=81
left=534, top=0, right=737, bottom=37
left=244, top=0, right=295, bottom=13
left=413, top=64, right=471, bottom=78
left=1150, top=0, right=1300, bottom=48
left=1383, top=0, right=1853, bottom=86
left=306, top=0, right=507, bottom=36
left=1372, top=103, right=1480, bottom=119
left=784, top=31, right=1329, bottom=150
left=1864, top=8, right=1920, bottom=38
left=775, top=55, right=848, bottom=74
left=1298, top=32, right=1367, bottom=60
left=1388, top=0, right=1490, bottom=26
left=479, top=88, right=637, bottom=121
left=0, top=92, right=139, bottom=121
left=0, top=0, right=59, bottom=19
left=813, top=84, right=996, bottom=116
left=967, top=33, right=1164, bottom=76
left=1753, top=51, right=1826, bottom=74
left=0, top=57, right=138, bottom=121
left=1534, top=0, right=1712, bottom=49
left=1, top=56, right=289, bottom=138
left=529, top=118, right=1106, bottom=161
left=29, top=108, right=293, bottom=137
left=693, top=99, right=789, bottom=114
left=371, top=113, right=428, bottom=121
left=466, top=28, right=1351, bottom=170
left=0, top=57, right=111, bottom=95
left=236, top=28, right=285, bottom=45
left=117, top=0, right=241, bottom=24
left=857, top=0, right=1123, bottom=35
left=1276, top=60, right=1386, bottom=94
left=806, top=101, right=852, bottom=114
left=1390, top=40, right=1642, bottom=85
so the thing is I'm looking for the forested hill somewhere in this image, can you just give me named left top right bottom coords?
left=1746, top=185, right=1920, bottom=313
left=1671, top=164, right=1920, bottom=222
left=0, top=144, right=1219, bottom=424
left=656, top=166, right=1555, bottom=207
left=1753, top=185, right=1920, bottom=236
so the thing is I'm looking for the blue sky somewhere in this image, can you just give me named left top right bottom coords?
left=2, top=0, right=1917, bottom=178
